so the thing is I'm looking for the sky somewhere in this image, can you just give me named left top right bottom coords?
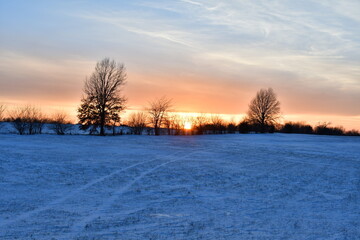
left=0, top=0, right=359, bottom=129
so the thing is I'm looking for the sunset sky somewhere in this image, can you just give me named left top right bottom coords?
left=1, top=0, right=359, bottom=129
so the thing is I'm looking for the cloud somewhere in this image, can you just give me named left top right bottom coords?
left=1, top=0, right=359, bottom=127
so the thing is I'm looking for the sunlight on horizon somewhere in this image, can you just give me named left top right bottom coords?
left=184, top=121, right=192, bottom=130
left=1, top=102, right=359, bottom=131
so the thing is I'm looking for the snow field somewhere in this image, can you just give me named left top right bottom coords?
left=0, top=134, right=359, bottom=239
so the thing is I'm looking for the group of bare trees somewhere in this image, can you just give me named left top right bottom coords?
left=0, top=105, right=72, bottom=135
left=8, top=106, right=46, bottom=135
left=75, top=58, right=285, bottom=136
left=73, top=58, right=286, bottom=135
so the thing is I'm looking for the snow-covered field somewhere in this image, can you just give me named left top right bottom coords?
left=1, top=134, right=359, bottom=239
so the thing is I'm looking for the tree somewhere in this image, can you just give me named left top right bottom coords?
left=247, top=88, right=281, bottom=132
left=168, top=114, right=187, bottom=135
left=210, top=114, right=226, bottom=134
left=127, top=112, right=148, bottom=135
left=77, top=58, right=126, bottom=136
left=147, top=96, right=172, bottom=135
left=238, top=118, right=251, bottom=133
left=50, top=112, right=72, bottom=135
left=9, top=105, right=45, bottom=135
left=0, top=104, right=6, bottom=130
left=0, top=104, right=5, bottom=121
left=194, top=113, right=209, bottom=135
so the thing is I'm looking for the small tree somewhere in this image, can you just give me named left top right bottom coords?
left=0, top=104, right=5, bottom=129
left=0, top=104, right=5, bottom=121
left=9, top=106, right=29, bottom=135
left=78, top=58, right=127, bottom=136
left=127, top=112, right=148, bottom=135
left=194, top=114, right=209, bottom=135
left=247, top=88, right=281, bottom=133
left=50, top=112, right=72, bottom=135
left=210, top=114, right=226, bottom=134
left=227, top=121, right=237, bottom=134
left=9, top=106, right=45, bottom=135
left=26, top=106, right=46, bottom=134
left=170, top=114, right=186, bottom=135
left=147, top=96, right=172, bottom=135
left=238, top=118, right=251, bottom=133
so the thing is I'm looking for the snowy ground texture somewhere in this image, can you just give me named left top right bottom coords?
left=1, top=134, right=360, bottom=240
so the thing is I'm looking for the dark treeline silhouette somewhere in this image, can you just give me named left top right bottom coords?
left=2, top=106, right=359, bottom=136
left=279, top=121, right=359, bottom=136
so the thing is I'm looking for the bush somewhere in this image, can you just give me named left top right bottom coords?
left=315, top=123, right=344, bottom=135
left=49, top=112, right=72, bottom=135
left=9, top=106, right=46, bottom=135
left=281, top=122, right=313, bottom=134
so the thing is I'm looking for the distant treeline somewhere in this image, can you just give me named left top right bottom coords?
left=0, top=104, right=358, bottom=136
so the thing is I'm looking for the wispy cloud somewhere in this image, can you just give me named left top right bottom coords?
left=1, top=0, right=359, bottom=124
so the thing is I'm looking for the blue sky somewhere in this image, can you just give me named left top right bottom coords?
left=0, top=0, right=359, bottom=128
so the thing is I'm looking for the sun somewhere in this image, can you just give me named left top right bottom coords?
left=184, top=121, right=192, bottom=130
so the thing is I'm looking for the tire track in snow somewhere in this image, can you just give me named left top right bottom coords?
left=62, top=148, right=211, bottom=239
left=63, top=158, right=181, bottom=239
left=0, top=150, right=183, bottom=228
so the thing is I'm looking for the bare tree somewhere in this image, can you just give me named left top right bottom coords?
left=163, top=115, right=173, bottom=135
left=9, top=105, right=45, bottom=135
left=78, top=58, right=127, bottom=136
left=0, top=104, right=5, bottom=121
left=50, top=112, right=72, bottom=135
left=0, top=104, right=6, bottom=130
left=247, top=88, right=281, bottom=132
left=170, top=114, right=186, bottom=135
left=27, top=106, right=46, bottom=134
left=227, top=118, right=237, bottom=133
left=9, top=107, right=27, bottom=135
left=127, top=111, right=148, bottom=135
left=147, top=96, right=172, bottom=135
left=210, top=114, right=226, bottom=134
left=194, top=113, right=209, bottom=135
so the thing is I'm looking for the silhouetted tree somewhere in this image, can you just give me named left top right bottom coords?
left=50, top=112, right=72, bottom=135
left=247, top=88, right=281, bottom=133
left=0, top=104, right=5, bottom=121
left=227, top=119, right=237, bottom=134
left=210, top=114, right=226, bottom=134
left=77, top=58, right=126, bottom=136
left=194, top=114, right=209, bottom=135
left=281, top=122, right=313, bottom=134
left=315, top=122, right=344, bottom=135
left=171, top=114, right=187, bottom=135
left=163, top=115, right=173, bottom=135
left=9, top=106, right=45, bottom=135
left=128, top=112, right=148, bottom=135
left=0, top=104, right=5, bottom=129
left=238, top=118, right=251, bottom=133
left=346, top=129, right=360, bottom=136
left=9, top=107, right=27, bottom=135
left=27, top=106, right=46, bottom=134
left=147, top=96, right=172, bottom=135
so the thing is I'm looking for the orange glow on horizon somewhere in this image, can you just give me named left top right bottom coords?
left=184, top=121, right=192, bottom=130
left=1, top=101, right=359, bottom=131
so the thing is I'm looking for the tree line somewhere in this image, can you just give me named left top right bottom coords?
left=0, top=58, right=359, bottom=136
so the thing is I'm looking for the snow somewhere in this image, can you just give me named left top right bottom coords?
left=0, top=122, right=132, bottom=135
left=0, top=134, right=359, bottom=239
